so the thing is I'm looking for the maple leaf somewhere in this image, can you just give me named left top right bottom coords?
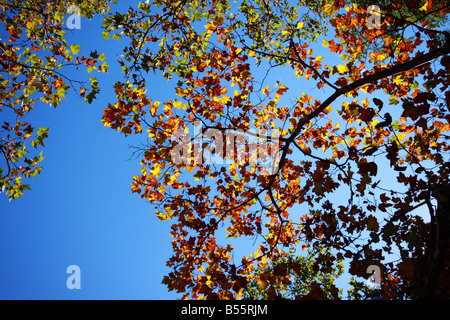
left=358, top=161, right=378, bottom=176
left=358, top=107, right=376, bottom=123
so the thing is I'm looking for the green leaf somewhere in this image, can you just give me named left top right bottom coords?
left=102, top=31, right=110, bottom=40
left=70, top=44, right=81, bottom=55
left=99, top=61, right=109, bottom=73
left=324, top=3, right=336, bottom=15
left=391, top=120, right=400, bottom=130
left=388, top=96, right=399, bottom=105
left=37, top=127, right=49, bottom=137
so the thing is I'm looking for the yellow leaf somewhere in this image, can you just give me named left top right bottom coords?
left=419, top=1, right=429, bottom=11
left=396, top=133, right=407, bottom=142
left=213, top=96, right=230, bottom=104
left=337, top=64, right=348, bottom=74
left=150, top=106, right=157, bottom=116
left=156, top=207, right=173, bottom=221
left=151, top=163, right=162, bottom=178
left=150, top=101, right=160, bottom=116
left=164, top=174, right=178, bottom=185
left=393, top=75, right=404, bottom=86
left=173, top=100, right=182, bottom=109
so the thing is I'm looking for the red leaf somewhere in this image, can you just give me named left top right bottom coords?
left=358, top=161, right=378, bottom=176
left=358, top=107, right=376, bottom=122
left=335, top=77, right=348, bottom=87
left=406, top=0, right=421, bottom=9
left=385, top=143, right=399, bottom=166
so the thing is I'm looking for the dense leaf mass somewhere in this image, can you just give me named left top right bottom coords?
left=100, top=0, right=450, bottom=300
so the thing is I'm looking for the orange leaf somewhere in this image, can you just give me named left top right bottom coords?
left=55, top=79, right=63, bottom=89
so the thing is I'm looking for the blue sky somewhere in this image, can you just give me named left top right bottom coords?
left=0, top=3, right=179, bottom=299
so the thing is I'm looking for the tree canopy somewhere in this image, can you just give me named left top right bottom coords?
left=0, top=0, right=111, bottom=199
left=2, top=0, right=450, bottom=299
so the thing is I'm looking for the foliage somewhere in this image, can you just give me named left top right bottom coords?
left=243, top=246, right=343, bottom=300
left=2, top=0, right=449, bottom=300
left=99, top=0, right=450, bottom=299
left=0, top=0, right=111, bottom=199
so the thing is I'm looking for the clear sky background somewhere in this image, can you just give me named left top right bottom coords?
left=0, top=2, right=180, bottom=299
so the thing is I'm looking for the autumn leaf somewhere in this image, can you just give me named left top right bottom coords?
left=358, top=161, right=378, bottom=176
left=54, top=79, right=63, bottom=89
left=358, top=107, right=376, bottom=123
